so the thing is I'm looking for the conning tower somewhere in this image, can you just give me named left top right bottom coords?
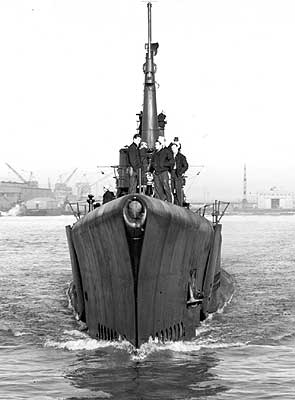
left=116, top=2, right=163, bottom=196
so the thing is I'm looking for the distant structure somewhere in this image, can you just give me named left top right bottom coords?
left=0, top=163, right=53, bottom=211
left=54, top=168, right=77, bottom=205
left=5, top=162, right=38, bottom=187
left=24, top=197, right=61, bottom=215
left=257, top=188, right=294, bottom=209
left=0, top=181, right=53, bottom=211
left=75, top=174, right=91, bottom=200
left=242, top=163, right=248, bottom=208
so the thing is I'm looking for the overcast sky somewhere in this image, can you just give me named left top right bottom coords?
left=0, top=0, right=295, bottom=201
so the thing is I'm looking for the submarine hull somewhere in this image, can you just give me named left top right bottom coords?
left=66, top=194, right=233, bottom=348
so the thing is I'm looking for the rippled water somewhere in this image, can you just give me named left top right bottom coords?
left=0, top=214, right=295, bottom=399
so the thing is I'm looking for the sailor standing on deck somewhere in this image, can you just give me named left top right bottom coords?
left=127, top=134, right=142, bottom=193
left=102, top=185, right=116, bottom=204
left=150, top=139, right=174, bottom=202
left=170, top=143, right=188, bottom=206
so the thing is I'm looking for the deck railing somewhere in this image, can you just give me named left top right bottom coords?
left=195, top=200, right=230, bottom=225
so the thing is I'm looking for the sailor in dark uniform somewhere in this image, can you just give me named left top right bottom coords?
left=150, top=140, right=174, bottom=202
left=170, top=143, right=188, bottom=206
left=102, top=185, right=115, bottom=204
left=127, top=134, right=142, bottom=193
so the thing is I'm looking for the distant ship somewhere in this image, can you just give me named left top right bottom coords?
left=0, top=162, right=54, bottom=213
left=0, top=164, right=79, bottom=216
left=66, top=3, right=234, bottom=348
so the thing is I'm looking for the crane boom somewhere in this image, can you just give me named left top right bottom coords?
left=64, top=168, right=78, bottom=185
left=5, top=162, right=27, bottom=183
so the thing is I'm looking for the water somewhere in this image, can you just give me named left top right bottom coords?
left=0, top=215, right=295, bottom=399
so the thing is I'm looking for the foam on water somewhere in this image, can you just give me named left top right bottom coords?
left=45, top=329, right=134, bottom=352
left=195, top=320, right=213, bottom=337
left=13, top=331, right=30, bottom=337
left=45, top=284, right=243, bottom=360
left=215, top=292, right=234, bottom=314
left=130, top=338, right=249, bottom=361
left=45, top=337, right=114, bottom=351
left=44, top=323, right=249, bottom=364
left=49, top=283, right=237, bottom=359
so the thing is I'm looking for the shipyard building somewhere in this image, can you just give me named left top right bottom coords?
left=257, top=190, right=294, bottom=209
left=0, top=181, right=54, bottom=211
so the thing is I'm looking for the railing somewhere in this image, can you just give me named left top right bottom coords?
left=195, top=200, right=230, bottom=225
left=66, top=201, right=88, bottom=220
left=66, top=194, right=100, bottom=220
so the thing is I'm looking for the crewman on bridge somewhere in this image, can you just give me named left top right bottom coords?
left=127, top=134, right=142, bottom=193
left=150, top=139, right=174, bottom=202
left=170, top=143, right=188, bottom=206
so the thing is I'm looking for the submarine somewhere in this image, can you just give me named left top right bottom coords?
left=66, top=3, right=234, bottom=348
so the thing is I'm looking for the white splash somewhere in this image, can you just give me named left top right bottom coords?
left=45, top=337, right=110, bottom=351
left=215, top=292, right=235, bottom=314
left=14, top=331, right=30, bottom=337
left=45, top=300, right=246, bottom=359
left=44, top=329, right=133, bottom=352
left=7, top=204, right=23, bottom=216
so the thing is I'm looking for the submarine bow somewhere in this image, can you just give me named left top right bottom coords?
left=67, top=194, right=216, bottom=348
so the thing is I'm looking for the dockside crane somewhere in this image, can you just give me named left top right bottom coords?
left=54, top=168, right=77, bottom=191
left=54, top=168, right=78, bottom=206
left=5, top=162, right=26, bottom=183
left=5, top=162, right=38, bottom=187
left=64, top=168, right=78, bottom=185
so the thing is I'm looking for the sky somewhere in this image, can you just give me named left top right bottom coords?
left=0, top=0, right=295, bottom=201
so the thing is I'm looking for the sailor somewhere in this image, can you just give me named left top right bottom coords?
left=158, top=135, right=172, bottom=159
left=102, top=185, right=115, bottom=204
left=167, top=136, right=180, bottom=156
left=157, top=135, right=166, bottom=148
left=127, top=133, right=142, bottom=193
left=170, top=143, right=188, bottom=206
left=150, top=139, right=174, bottom=202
